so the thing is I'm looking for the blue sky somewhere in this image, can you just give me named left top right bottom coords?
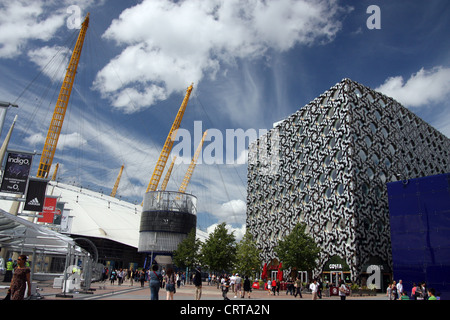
left=0, top=0, right=449, bottom=238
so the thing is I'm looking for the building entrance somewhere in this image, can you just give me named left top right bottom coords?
left=329, top=271, right=343, bottom=286
left=322, top=255, right=351, bottom=285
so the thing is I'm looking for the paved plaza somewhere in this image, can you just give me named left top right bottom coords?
left=1, top=279, right=439, bottom=319
left=1, top=278, right=387, bottom=301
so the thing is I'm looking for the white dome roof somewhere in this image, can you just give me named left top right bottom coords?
left=0, top=181, right=207, bottom=249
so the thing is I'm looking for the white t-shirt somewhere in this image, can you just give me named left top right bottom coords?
left=339, top=284, right=348, bottom=296
left=309, top=282, right=318, bottom=293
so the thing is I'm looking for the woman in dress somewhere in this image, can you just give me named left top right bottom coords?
left=8, top=255, right=31, bottom=300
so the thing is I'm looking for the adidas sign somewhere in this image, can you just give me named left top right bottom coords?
left=27, top=198, right=41, bottom=207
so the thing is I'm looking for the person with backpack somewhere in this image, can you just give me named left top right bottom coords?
left=149, top=264, right=163, bottom=300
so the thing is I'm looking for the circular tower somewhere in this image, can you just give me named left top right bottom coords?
left=138, top=191, right=197, bottom=255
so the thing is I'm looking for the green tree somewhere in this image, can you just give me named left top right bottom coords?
left=234, top=231, right=261, bottom=278
left=172, top=228, right=200, bottom=270
left=200, top=222, right=236, bottom=273
left=274, top=223, right=320, bottom=273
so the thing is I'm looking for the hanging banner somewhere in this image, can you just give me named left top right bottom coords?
left=24, top=178, right=48, bottom=212
left=0, top=152, right=33, bottom=194
left=60, top=209, right=72, bottom=233
left=53, top=201, right=65, bottom=225
left=38, top=196, right=58, bottom=223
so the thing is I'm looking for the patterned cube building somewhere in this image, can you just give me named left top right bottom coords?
left=246, top=78, right=450, bottom=284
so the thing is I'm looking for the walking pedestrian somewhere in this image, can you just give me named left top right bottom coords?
left=176, top=272, right=181, bottom=288
left=165, top=267, right=176, bottom=300
left=420, top=282, right=428, bottom=300
left=139, top=269, right=146, bottom=287
left=149, top=264, right=162, bottom=300
left=3, top=258, right=13, bottom=283
left=129, top=269, right=134, bottom=286
left=230, top=273, right=236, bottom=293
left=294, top=277, right=303, bottom=298
left=117, top=268, right=123, bottom=285
left=391, top=281, right=398, bottom=300
left=338, top=280, right=349, bottom=301
left=7, top=255, right=31, bottom=300
left=222, top=276, right=230, bottom=300
left=411, top=283, right=417, bottom=300
left=275, top=279, right=280, bottom=295
left=193, top=267, right=202, bottom=300
left=309, top=279, right=319, bottom=300
left=387, top=284, right=393, bottom=300
left=243, top=275, right=251, bottom=298
left=110, top=269, right=117, bottom=285
left=317, top=278, right=323, bottom=299
left=286, top=277, right=294, bottom=295
left=271, top=279, right=277, bottom=296
left=101, top=267, right=107, bottom=283
left=234, top=273, right=242, bottom=298
left=396, top=279, right=403, bottom=296
left=415, top=282, right=425, bottom=300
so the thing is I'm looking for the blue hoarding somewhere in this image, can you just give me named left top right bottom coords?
left=387, top=173, right=450, bottom=300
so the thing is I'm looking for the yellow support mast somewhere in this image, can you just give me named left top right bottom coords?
left=51, top=163, right=59, bottom=181
left=145, top=84, right=193, bottom=192
left=178, top=130, right=207, bottom=194
left=160, top=156, right=176, bottom=191
left=37, top=13, right=90, bottom=178
left=110, top=165, right=124, bottom=197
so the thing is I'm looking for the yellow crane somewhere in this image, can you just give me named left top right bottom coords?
left=178, top=130, right=207, bottom=194
left=37, top=13, right=90, bottom=178
left=110, top=165, right=124, bottom=197
left=51, top=163, right=59, bottom=181
left=160, top=156, right=176, bottom=191
left=145, top=84, right=193, bottom=193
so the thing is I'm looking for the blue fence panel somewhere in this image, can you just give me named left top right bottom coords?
left=387, top=173, right=450, bottom=300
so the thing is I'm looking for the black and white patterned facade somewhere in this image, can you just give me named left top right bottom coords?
left=246, top=78, right=450, bottom=282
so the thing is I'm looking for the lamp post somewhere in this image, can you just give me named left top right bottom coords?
left=0, top=101, right=18, bottom=137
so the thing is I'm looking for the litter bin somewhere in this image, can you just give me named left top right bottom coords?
left=330, top=286, right=339, bottom=296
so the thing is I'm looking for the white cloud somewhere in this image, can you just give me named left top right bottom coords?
left=27, top=45, right=71, bottom=81
left=23, top=133, right=45, bottom=147
left=214, top=199, right=247, bottom=224
left=94, top=0, right=348, bottom=113
left=0, top=0, right=103, bottom=59
left=434, top=109, right=450, bottom=138
left=0, top=1, right=65, bottom=58
left=58, top=132, right=88, bottom=149
left=206, top=222, right=246, bottom=241
left=24, top=132, right=87, bottom=150
left=375, top=66, right=450, bottom=108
